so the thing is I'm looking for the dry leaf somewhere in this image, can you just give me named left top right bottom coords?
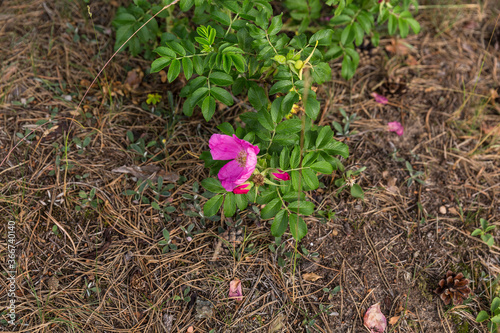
left=124, top=68, right=144, bottom=91
left=159, top=70, right=168, bottom=83
left=303, top=272, right=323, bottom=282
left=364, top=303, right=387, bottom=333
left=385, top=38, right=411, bottom=56
left=388, top=316, right=400, bottom=325
left=112, top=165, right=179, bottom=183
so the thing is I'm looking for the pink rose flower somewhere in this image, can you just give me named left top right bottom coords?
left=272, top=169, right=290, bottom=181
left=372, top=92, right=388, bottom=105
left=387, top=121, right=404, bottom=136
left=233, top=183, right=251, bottom=194
left=209, top=134, right=260, bottom=192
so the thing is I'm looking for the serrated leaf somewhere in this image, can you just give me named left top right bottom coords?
left=289, top=214, right=307, bottom=241
left=398, top=17, right=409, bottom=38
left=302, top=168, right=319, bottom=190
left=235, top=192, right=248, bottom=210
left=217, top=122, right=234, bottom=135
left=182, top=57, right=193, bottom=80
left=341, top=24, right=353, bottom=45
left=154, top=46, right=176, bottom=58
left=271, top=209, right=288, bottom=237
left=212, top=11, right=231, bottom=26
left=257, top=109, right=274, bottom=131
left=288, top=200, right=314, bottom=215
left=150, top=57, right=171, bottom=73
left=192, top=55, right=204, bottom=75
left=261, top=198, right=282, bottom=219
left=248, top=86, right=268, bottom=112
left=280, top=147, right=290, bottom=170
left=309, top=29, right=334, bottom=45
left=388, top=15, right=397, bottom=35
left=166, top=41, right=186, bottom=56
left=406, top=18, right=420, bottom=34
left=203, top=194, right=223, bottom=217
left=202, top=95, right=216, bottom=121
left=268, top=13, right=283, bottom=35
left=209, top=71, right=233, bottom=86
left=276, top=119, right=302, bottom=134
left=311, top=161, right=333, bottom=174
left=290, top=146, right=301, bottom=169
left=211, top=87, right=233, bottom=106
left=223, top=192, right=236, bottom=217
left=167, top=59, right=181, bottom=82
left=201, top=178, right=226, bottom=193
left=270, top=80, right=293, bottom=95
left=231, top=54, right=246, bottom=72
left=304, top=97, right=320, bottom=120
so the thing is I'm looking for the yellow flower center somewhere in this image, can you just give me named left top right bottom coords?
left=236, top=150, right=247, bottom=167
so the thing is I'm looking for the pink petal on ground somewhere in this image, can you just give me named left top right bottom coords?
left=387, top=121, right=404, bottom=136
left=229, top=279, right=243, bottom=302
left=372, top=92, right=388, bottom=105
left=364, top=303, right=387, bottom=333
left=209, top=134, right=242, bottom=160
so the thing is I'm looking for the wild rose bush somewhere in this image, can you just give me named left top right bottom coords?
left=112, top=0, right=420, bottom=241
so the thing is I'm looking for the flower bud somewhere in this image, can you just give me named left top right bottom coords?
left=272, top=169, right=290, bottom=181
left=233, top=182, right=252, bottom=194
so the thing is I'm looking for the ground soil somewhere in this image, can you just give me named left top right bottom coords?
left=1, top=1, right=499, bottom=332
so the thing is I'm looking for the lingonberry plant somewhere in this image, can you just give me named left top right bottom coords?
left=111, top=0, right=420, bottom=241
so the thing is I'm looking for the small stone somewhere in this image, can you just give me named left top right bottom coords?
left=48, top=276, right=59, bottom=290
left=195, top=299, right=213, bottom=319
left=439, top=206, right=447, bottom=214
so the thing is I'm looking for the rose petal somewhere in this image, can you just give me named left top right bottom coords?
left=218, top=160, right=246, bottom=192
left=364, top=303, right=387, bottom=333
left=372, top=92, right=388, bottom=105
left=209, top=134, right=242, bottom=160
left=387, top=121, right=404, bottom=136
left=229, top=279, right=243, bottom=301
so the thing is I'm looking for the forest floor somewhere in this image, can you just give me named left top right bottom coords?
left=1, top=0, right=499, bottom=332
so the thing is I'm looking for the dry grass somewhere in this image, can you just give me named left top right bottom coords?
left=1, top=0, right=499, bottom=332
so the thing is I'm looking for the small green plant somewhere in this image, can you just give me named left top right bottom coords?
left=52, top=224, right=59, bottom=236
left=405, top=161, right=425, bottom=187
left=335, top=167, right=366, bottom=199
left=173, top=286, right=191, bottom=303
left=476, top=297, right=500, bottom=333
left=158, top=229, right=177, bottom=253
left=332, top=108, right=357, bottom=136
left=146, top=92, right=162, bottom=105
left=471, top=218, right=496, bottom=247
left=76, top=188, right=102, bottom=212
left=323, top=285, right=341, bottom=301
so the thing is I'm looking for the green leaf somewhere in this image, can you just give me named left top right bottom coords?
left=406, top=18, right=421, bottom=34
left=276, top=119, right=302, bottom=134
left=154, top=46, right=176, bottom=58
left=304, top=97, right=320, bottom=120
left=350, top=184, right=364, bottom=199
left=201, top=95, right=216, bottom=121
left=211, top=87, right=233, bottom=106
left=113, top=13, right=137, bottom=25
left=166, top=41, right=186, bottom=56
left=290, top=146, right=301, bottom=169
left=209, top=71, right=233, bottom=86
left=353, top=22, right=364, bottom=46
left=162, top=229, right=170, bottom=242
left=291, top=170, right=301, bottom=191
left=492, top=297, right=500, bottom=313
left=222, top=54, right=232, bottom=73
left=179, top=0, right=194, bottom=11
left=203, top=194, right=223, bottom=217
left=223, top=192, right=236, bottom=217
left=280, top=147, right=290, bottom=170
left=235, top=192, right=248, bottom=210
left=398, top=17, right=409, bottom=38
left=388, top=14, right=397, bottom=35
left=257, top=109, right=274, bottom=131
left=311, top=161, right=333, bottom=174
left=471, top=229, right=482, bottom=237
left=288, top=201, right=314, bottom=215
left=302, top=168, right=319, bottom=190
left=341, top=24, right=353, bottom=45
left=267, top=13, right=283, bottom=35
left=476, top=310, right=490, bottom=323
left=316, top=126, right=333, bottom=148
left=182, top=57, right=193, bottom=80
left=201, top=178, right=226, bottom=193
left=289, top=214, right=307, bottom=241
left=167, top=59, right=181, bottom=82
left=217, top=122, right=234, bottom=135
left=271, top=209, right=288, bottom=237
left=212, top=11, right=231, bottom=26
left=270, top=80, right=293, bottom=95
left=341, top=53, right=355, bottom=80
left=248, top=86, right=268, bottom=111
left=311, top=62, right=332, bottom=84
left=192, top=55, right=204, bottom=75
left=150, top=57, right=171, bottom=73
left=309, top=29, right=334, bottom=45
left=231, top=54, right=246, bottom=72
left=261, top=198, right=282, bottom=219
left=330, top=14, right=351, bottom=26
left=324, top=137, right=349, bottom=158
left=491, top=314, right=500, bottom=324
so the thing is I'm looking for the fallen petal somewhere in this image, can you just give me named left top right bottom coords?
left=372, top=92, right=388, bottom=104
left=303, top=272, right=323, bottom=282
left=364, top=303, right=387, bottom=333
left=229, top=279, right=243, bottom=302
left=387, top=122, right=404, bottom=136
